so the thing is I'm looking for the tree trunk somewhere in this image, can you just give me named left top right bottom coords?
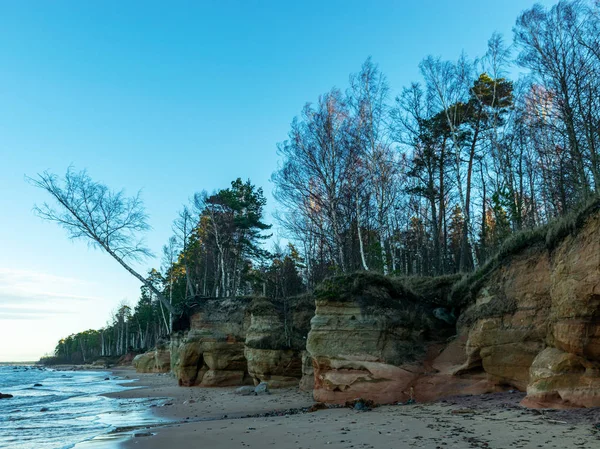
left=356, top=192, right=369, bottom=271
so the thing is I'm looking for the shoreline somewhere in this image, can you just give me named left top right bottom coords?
left=74, top=369, right=600, bottom=449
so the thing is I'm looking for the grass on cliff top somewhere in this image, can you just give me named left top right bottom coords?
left=314, top=271, right=420, bottom=307
left=315, top=270, right=463, bottom=309
left=314, top=271, right=456, bottom=340
left=249, top=294, right=314, bottom=316
left=401, top=274, right=462, bottom=307
left=545, top=193, right=600, bottom=250
left=451, top=193, right=600, bottom=307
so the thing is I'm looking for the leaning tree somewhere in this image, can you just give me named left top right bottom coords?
left=27, top=168, right=175, bottom=315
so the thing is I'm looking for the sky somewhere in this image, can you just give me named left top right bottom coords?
left=0, top=0, right=557, bottom=361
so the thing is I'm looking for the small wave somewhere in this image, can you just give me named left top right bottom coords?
left=0, top=367, right=169, bottom=449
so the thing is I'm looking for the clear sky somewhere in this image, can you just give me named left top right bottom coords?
left=0, top=0, right=556, bottom=361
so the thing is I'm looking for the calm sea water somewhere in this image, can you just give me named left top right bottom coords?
left=0, top=366, right=166, bottom=449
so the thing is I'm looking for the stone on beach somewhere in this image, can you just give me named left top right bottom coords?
left=234, top=386, right=256, bottom=396
left=254, top=381, right=270, bottom=395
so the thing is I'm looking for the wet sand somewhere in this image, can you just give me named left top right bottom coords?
left=78, top=368, right=600, bottom=449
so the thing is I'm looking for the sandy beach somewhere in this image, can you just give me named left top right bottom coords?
left=72, top=368, right=600, bottom=449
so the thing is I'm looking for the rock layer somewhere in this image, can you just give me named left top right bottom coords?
left=460, top=208, right=600, bottom=407
left=456, top=248, right=552, bottom=390
left=244, top=296, right=313, bottom=388
left=133, top=350, right=171, bottom=373
left=306, top=273, right=457, bottom=404
left=304, top=208, right=600, bottom=407
left=172, top=297, right=253, bottom=387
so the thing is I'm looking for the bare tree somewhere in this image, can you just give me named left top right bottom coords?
left=515, top=0, right=597, bottom=197
left=273, top=89, right=352, bottom=272
left=348, top=57, right=397, bottom=274
left=172, top=206, right=197, bottom=298
left=161, top=236, right=178, bottom=332
left=27, top=168, right=175, bottom=315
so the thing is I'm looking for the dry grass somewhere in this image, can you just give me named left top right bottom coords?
left=451, top=194, right=600, bottom=307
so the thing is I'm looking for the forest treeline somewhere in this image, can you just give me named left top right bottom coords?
left=40, top=1, right=600, bottom=364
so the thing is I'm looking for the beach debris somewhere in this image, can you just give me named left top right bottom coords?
left=345, top=398, right=375, bottom=411
left=451, top=408, right=477, bottom=415
left=234, top=386, right=256, bottom=396
left=308, top=402, right=329, bottom=413
left=0, top=393, right=13, bottom=399
left=134, top=432, right=153, bottom=438
left=183, top=399, right=196, bottom=404
left=254, top=382, right=270, bottom=395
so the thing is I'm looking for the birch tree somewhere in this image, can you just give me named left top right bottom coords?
left=28, top=168, right=175, bottom=315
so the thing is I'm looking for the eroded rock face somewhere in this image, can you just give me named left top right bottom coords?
left=244, top=346, right=301, bottom=388
left=244, top=296, right=313, bottom=388
left=526, top=215, right=600, bottom=407
left=306, top=273, right=455, bottom=404
left=549, top=220, right=600, bottom=361
left=133, top=349, right=171, bottom=373
left=523, top=347, right=600, bottom=408
left=456, top=249, right=552, bottom=390
left=154, top=348, right=171, bottom=373
left=171, top=297, right=253, bottom=387
left=133, top=352, right=155, bottom=373
left=299, top=350, right=314, bottom=391
left=460, top=211, right=600, bottom=407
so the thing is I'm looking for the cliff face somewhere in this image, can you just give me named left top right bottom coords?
left=137, top=205, right=599, bottom=409
left=171, top=297, right=252, bottom=387
left=459, top=209, right=600, bottom=408
left=132, top=347, right=171, bottom=373
left=167, top=295, right=314, bottom=388
left=306, top=273, right=459, bottom=404
left=456, top=248, right=552, bottom=391
left=305, top=207, right=599, bottom=407
left=244, top=296, right=314, bottom=387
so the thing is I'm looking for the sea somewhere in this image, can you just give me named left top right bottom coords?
left=0, top=365, right=167, bottom=449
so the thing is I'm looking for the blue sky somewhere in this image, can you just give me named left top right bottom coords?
left=0, top=0, right=555, bottom=360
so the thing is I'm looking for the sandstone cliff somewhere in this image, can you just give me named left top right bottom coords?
left=171, top=297, right=253, bottom=387
left=303, top=201, right=599, bottom=407
left=169, top=295, right=314, bottom=388
left=244, top=295, right=314, bottom=387
left=306, top=273, right=462, bottom=404
left=132, top=345, right=171, bottom=374
left=457, top=202, right=600, bottom=408
left=135, top=201, right=599, bottom=409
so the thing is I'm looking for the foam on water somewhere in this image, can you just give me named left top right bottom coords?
left=0, top=366, right=167, bottom=449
